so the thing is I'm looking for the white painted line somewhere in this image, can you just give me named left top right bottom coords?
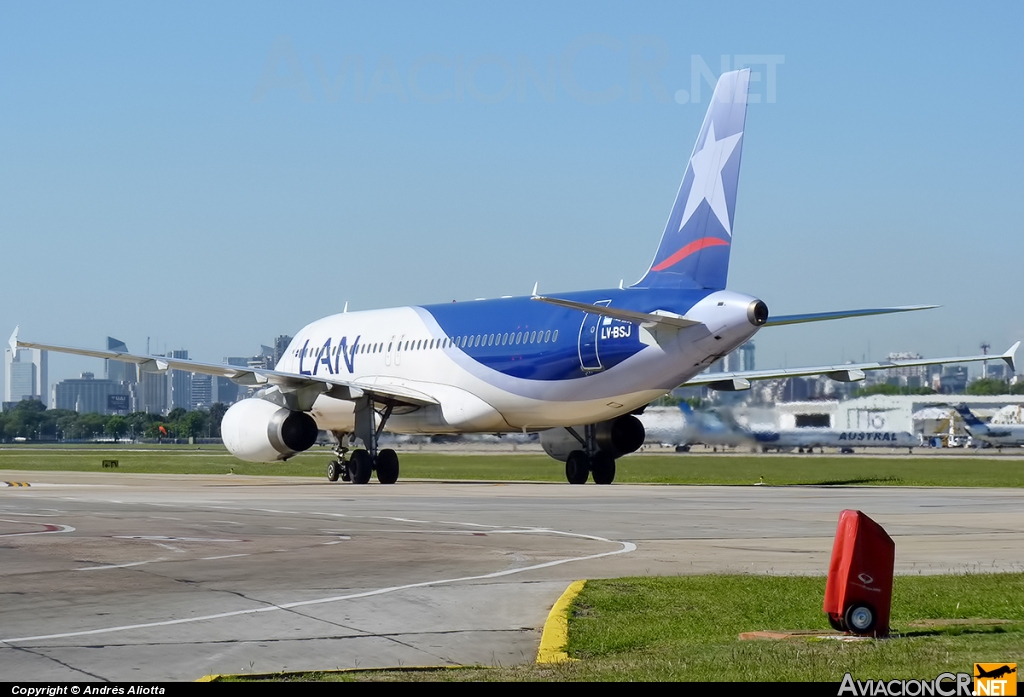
left=0, top=523, right=75, bottom=538
left=113, top=536, right=242, bottom=543
left=210, top=520, right=243, bottom=526
left=200, top=554, right=250, bottom=561
left=2, top=531, right=636, bottom=645
left=76, top=559, right=165, bottom=571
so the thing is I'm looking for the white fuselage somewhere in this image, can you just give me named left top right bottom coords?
left=271, top=290, right=760, bottom=436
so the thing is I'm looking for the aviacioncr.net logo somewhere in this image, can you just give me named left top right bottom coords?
left=838, top=672, right=973, bottom=696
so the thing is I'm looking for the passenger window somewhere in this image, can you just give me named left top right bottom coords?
left=553, top=330, right=559, bottom=342
left=530, top=331, right=537, bottom=343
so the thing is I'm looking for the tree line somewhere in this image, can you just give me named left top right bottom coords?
left=0, top=400, right=229, bottom=442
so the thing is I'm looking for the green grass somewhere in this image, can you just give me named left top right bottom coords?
left=1, top=444, right=1023, bottom=487
left=224, top=573, right=1024, bottom=682
left=557, top=574, right=1024, bottom=681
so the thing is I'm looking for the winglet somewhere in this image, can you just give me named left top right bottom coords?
left=1002, top=341, right=1020, bottom=374
left=531, top=282, right=539, bottom=297
left=8, top=326, right=18, bottom=353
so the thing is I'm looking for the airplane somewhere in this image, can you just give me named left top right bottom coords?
left=10, top=69, right=1018, bottom=485
left=975, top=665, right=1017, bottom=680
left=640, top=405, right=919, bottom=453
left=639, top=404, right=750, bottom=450
left=954, top=404, right=1024, bottom=447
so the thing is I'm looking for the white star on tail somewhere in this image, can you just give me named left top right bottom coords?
left=678, top=122, right=743, bottom=236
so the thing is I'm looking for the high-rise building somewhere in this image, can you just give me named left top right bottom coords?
left=105, top=337, right=137, bottom=386
left=216, top=356, right=250, bottom=405
left=737, top=341, right=756, bottom=372
left=139, top=371, right=168, bottom=415
left=190, top=373, right=213, bottom=410
left=4, top=347, right=47, bottom=404
left=52, top=372, right=129, bottom=414
left=273, top=335, right=293, bottom=368
left=168, top=350, right=191, bottom=411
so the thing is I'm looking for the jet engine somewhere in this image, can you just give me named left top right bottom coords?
left=540, top=414, right=646, bottom=462
left=221, top=398, right=319, bottom=462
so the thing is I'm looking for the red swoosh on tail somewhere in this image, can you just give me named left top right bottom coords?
left=651, top=237, right=729, bottom=271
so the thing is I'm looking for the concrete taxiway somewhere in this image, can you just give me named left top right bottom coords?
left=1, top=470, right=1022, bottom=681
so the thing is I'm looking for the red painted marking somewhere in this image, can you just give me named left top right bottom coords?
left=651, top=236, right=729, bottom=272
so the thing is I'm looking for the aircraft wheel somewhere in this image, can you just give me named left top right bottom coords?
left=565, top=450, right=590, bottom=484
left=844, top=603, right=876, bottom=635
left=375, top=449, right=399, bottom=484
left=326, top=460, right=341, bottom=482
left=350, top=449, right=373, bottom=484
left=590, top=450, right=616, bottom=485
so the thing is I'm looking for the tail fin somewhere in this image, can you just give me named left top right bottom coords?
left=954, top=404, right=985, bottom=427
left=635, top=69, right=750, bottom=290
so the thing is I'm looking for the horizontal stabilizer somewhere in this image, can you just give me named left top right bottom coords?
left=686, top=342, right=1020, bottom=389
left=531, top=296, right=701, bottom=329
left=765, top=305, right=938, bottom=326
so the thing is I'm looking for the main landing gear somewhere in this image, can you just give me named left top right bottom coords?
left=326, top=398, right=400, bottom=485
left=564, top=424, right=617, bottom=485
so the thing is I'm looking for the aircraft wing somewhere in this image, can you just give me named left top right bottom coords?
left=686, top=342, right=1020, bottom=391
left=9, top=328, right=438, bottom=409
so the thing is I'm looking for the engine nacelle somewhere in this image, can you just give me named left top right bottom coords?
left=540, top=414, right=646, bottom=462
left=221, top=398, right=319, bottom=462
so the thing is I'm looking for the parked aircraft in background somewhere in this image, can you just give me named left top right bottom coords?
left=640, top=404, right=918, bottom=453
left=954, top=404, right=1024, bottom=447
left=12, top=70, right=1015, bottom=485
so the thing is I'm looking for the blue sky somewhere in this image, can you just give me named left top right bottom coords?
left=2, top=2, right=1022, bottom=391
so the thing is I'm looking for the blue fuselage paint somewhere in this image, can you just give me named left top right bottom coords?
left=419, top=287, right=711, bottom=381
